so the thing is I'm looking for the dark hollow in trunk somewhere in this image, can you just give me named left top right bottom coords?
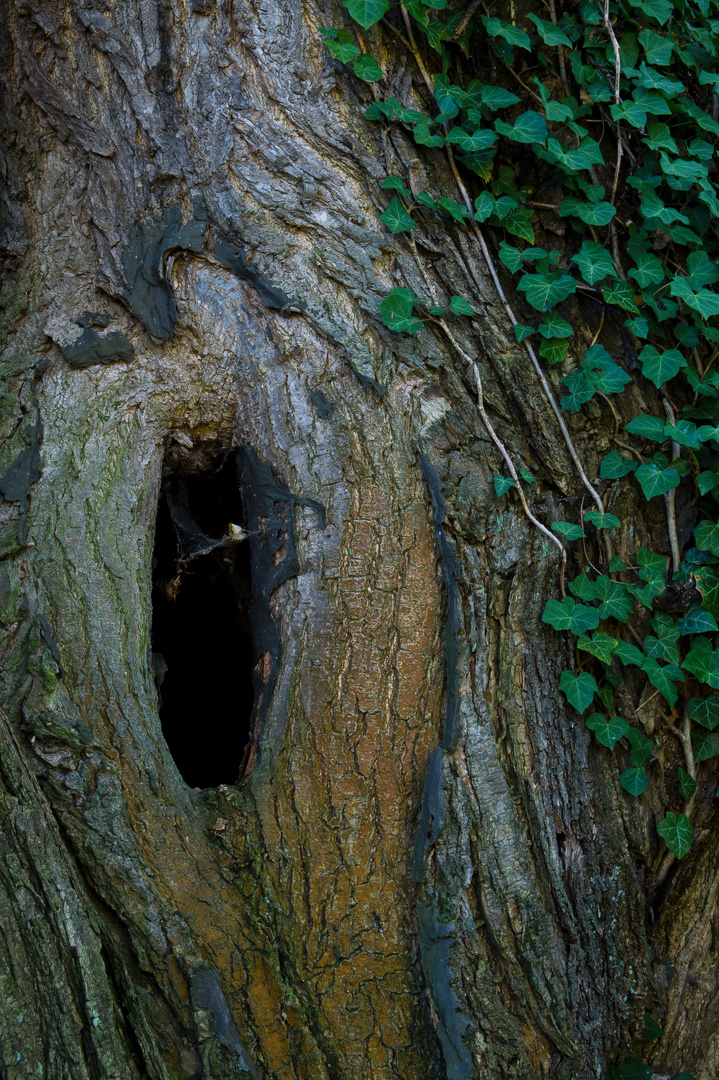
left=151, top=451, right=254, bottom=789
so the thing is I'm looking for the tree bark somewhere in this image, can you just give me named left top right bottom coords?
left=0, top=2, right=716, bottom=1079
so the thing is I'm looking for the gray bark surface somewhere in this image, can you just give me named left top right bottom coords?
left=0, top=2, right=716, bottom=1078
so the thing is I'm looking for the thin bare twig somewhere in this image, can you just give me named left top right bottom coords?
left=471, top=360, right=567, bottom=595
left=452, top=0, right=482, bottom=41
left=548, top=0, right=570, bottom=92
left=660, top=394, right=682, bottom=575
left=444, top=147, right=606, bottom=513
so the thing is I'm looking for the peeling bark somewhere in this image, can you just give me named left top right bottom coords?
left=0, top=2, right=717, bottom=1079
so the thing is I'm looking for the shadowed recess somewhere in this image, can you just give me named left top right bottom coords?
left=151, top=450, right=254, bottom=788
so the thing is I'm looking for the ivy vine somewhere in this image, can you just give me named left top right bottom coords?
left=320, top=1, right=719, bottom=1074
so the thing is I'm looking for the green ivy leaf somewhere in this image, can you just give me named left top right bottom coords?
left=638, top=345, right=687, bottom=387
left=625, top=414, right=667, bottom=441
left=450, top=295, right=475, bottom=316
left=353, top=54, right=383, bottom=80
left=342, top=0, right=390, bottom=29
left=610, top=100, right=648, bottom=127
left=621, top=1058, right=653, bottom=1080
left=438, top=196, right=471, bottom=224
left=561, top=370, right=595, bottom=412
left=692, top=728, right=719, bottom=762
left=517, top=271, right=576, bottom=311
left=627, top=728, right=654, bottom=768
left=538, top=312, right=573, bottom=338
left=634, top=461, right=681, bottom=499
left=543, top=597, right=600, bottom=634
left=586, top=713, right=629, bottom=749
left=683, top=636, right=719, bottom=688
left=379, top=287, right=424, bottom=334
left=445, top=126, right=497, bottom=153
left=627, top=0, right=672, bottom=26
left=642, top=1012, right=665, bottom=1041
left=620, top=767, right=650, bottom=796
left=560, top=198, right=617, bottom=226
left=559, top=670, right=598, bottom=712
left=677, top=605, right=718, bottom=635
left=478, top=84, right=521, bottom=110
left=493, top=475, right=515, bottom=496
left=482, top=16, right=531, bottom=50
left=664, top=420, right=700, bottom=449
left=514, top=323, right=535, bottom=343
left=694, top=520, right=719, bottom=557
left=626, top=316, right=649, bottom=337
left=593, top=575, right=633, bottom=621
left=323, top=29, right=360, bottom=63
left=614, top=639, right=646, bottom=667
left=600, top=451, right=637, bottom=479
left=539, top=338, right=570, bottom=365
left=601, top=281, right=641, bottom=314
left=677, top=767, right=696, bottom=803
left=628, top=252, right=665, bottom=288
left=380, top=196, right=415, bottom=234
left=578, top=631, right=618, bottom=665
left=495, top=111, right=548, bottom=145
left=572, top=242, right=618, bottom=285
left=551, top=520, right=584, bottom=540
left=687, top=695, right=719, bottom=730
left=584, top=510, right=621, bottom=531
left=656, top=812, right=694, bottom=858
left=642, top=657, right=684, bottom=707
left=569, top=573, right=598, bottom=601
left=527, top=12, right=572, bottom=46
left=382, top=175, right=411, bottom=197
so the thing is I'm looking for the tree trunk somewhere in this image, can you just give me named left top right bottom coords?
left=0, top=2, right=716, bottom=1078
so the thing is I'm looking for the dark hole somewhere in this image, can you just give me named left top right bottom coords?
left=150, top=450, right=254, bottom=789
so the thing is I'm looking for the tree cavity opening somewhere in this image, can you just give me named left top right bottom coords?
left=151, top=447, right=254, bottom=789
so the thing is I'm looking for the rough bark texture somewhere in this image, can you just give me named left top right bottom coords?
left=0, top=2, right=717, bottom=1079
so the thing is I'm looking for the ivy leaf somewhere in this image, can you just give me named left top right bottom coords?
left=540, top=338, right=570, bottom=365
left=579, top=631, right=618, bottom=665
left=694, top=520, right=719, bottom=557
left=413, top=119, right=445, bottom=147
left=561, top=198, right=617, bottom=226
left=495, top=111, right=548, bottom=145
left=450, top=295, right=475, bottom=316
left=601, top=281, right=640, bottom=314
left=684, top=290, right=719, bottom=319
left=621, top=1059, right=653, bottom=1080
left=482, top=16, right=531, bottom=50
left=561, top=370, right=595, bottom=412
left=380, top=197, right=415, bottom=234
left=350, top=51, right=381, bottom=79
left=514, top=323, right=535, bottom=343
left=628, top=252, right=665, bottom=288
left=479, top=84, right=521, bottom=109
left=543, top=597, right=600, bottom=634
left=379, top=287, right=424, bottom=334
left=642, top=658, right=684, bottom=707
left=639, top=28, right=674, bottom=65
left=517, top=272, right=577, bottom=311
left=593, top=576, right=633, bottom=621
left=610, top=100, right=648, bottom=127
left=493, top=475, right=515, bottom=496
left=551, top=520, right=584, bottom=540
left=656, top=812, right=694, bottom=859
left=638, top=345, right=686, bottom=387
left=572, top=242, right=618, bottom=285
left=687, top=695, right=719, bottom=730
left=539, top=312, right=573, bottom=338
left=634, top=461, right=681, bottom=499
left=382, top=175, right=411, bottom=197
left=626, top=316, right=649, bottom=337
left=559, top=670, right=598, bottom=712
left=439, top=196, right=472, bottom=224
left=620, top=767, right=649, bottom=796
left=569, top=573, right=598, bottom=601
left=627, top=728, right=654, bottom=768
left=683, top=636, right=719, bottom=689
left=445, top=126, right=497, bottom=153
left=527, top=12, right=572, bottom=46
left=614, top=639, right=646, bottom=667
left=584, top=510, right=621, bottom=531
left=643, top=1012, right=665, bottom=1041
left=586, top=713, right=629, bottom=749
left=627, top=0, right=672, bottom=26
left=625, top=414, right=667, bottom=441
left=677, top=767, right=696, bottom=803
left=664, top=420, right=700, bottom=449
left=324, top=31, right=360, bottom=63
left=691, top=728, right=719, bottom=762
left=677, top=605, right=718, bottom=635
left=643, top=634, right=680, bottom=665
left=342, top=0, right=390, bottom=29
left=600, top=451, right=637, bottom=480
